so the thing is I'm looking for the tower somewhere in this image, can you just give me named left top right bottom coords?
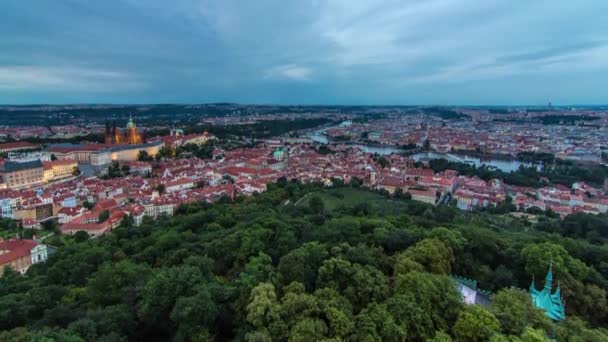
left=104, top=120, right=111, bottom=144
left=124, top=115, right=142, bottom=144
left=529, top=263, right=566, bottom=321
left=273, top=147, right=285, bottom=161
left=104, top=116, right=142, bottom=145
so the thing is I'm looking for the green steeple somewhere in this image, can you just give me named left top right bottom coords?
left=529, top=264, right=566, bottom=321
left=544, top=262, right=553, bottom=290
left=273, top=147, right=285, bottom=161
left=127, top=115, right=136, bottom=129
left=529, top=275, right=537, bottom=294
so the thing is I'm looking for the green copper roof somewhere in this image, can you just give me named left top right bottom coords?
left=529, top=265, right=566, bottom=321
left=127, top=115, right=136, bottom=129
left=273, top=147, right=285, bottom=159
left=454, top=276, right=477, bottom=290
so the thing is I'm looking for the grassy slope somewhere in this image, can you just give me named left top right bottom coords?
left=296, top=187, right=398, bottom=212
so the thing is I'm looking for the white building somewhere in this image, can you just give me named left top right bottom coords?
left=30, top=244, right=48, bottom=264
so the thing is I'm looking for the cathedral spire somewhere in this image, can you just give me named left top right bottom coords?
left=127, top=114, right=136, bottom=129
left=544, top=261, right=553, bottom=290
left=529, top=274, right=537, bottom=294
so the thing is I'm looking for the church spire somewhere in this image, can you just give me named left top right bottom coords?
left=127, top=114, right=136, bottom=129
left=529, top=274, right=537, bottom=294
left=544, top=261, right=553, bottom=290
left=530, top=263, right=565, bottom=321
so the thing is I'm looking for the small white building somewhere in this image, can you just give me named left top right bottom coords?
left=30, top=244, right=48, bottom=264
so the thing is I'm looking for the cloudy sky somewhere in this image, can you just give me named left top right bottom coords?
left=1, top=0, right=607, bottom=105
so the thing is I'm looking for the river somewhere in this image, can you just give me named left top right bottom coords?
left=410, top=152, right=537, bottom=173
left=306, top=128, right=535, bottom=172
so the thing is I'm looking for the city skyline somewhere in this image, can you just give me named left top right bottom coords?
left=2, top=1, right=608, bottom=105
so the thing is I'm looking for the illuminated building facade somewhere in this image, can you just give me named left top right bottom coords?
left=105, top=116, right=143, bottom=145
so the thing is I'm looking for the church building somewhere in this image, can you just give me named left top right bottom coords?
left=529, top=264, right=566, bottom=321
left=105, top=116, right=143, bottom=145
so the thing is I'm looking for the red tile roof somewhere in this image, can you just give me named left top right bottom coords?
left=0, top=239, right=38, bottom=265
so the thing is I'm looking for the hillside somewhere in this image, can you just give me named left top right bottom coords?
left=1, top=181, right=607, bottom=341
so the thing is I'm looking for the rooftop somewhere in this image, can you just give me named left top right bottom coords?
left=3, top=160, right=43, bottom=173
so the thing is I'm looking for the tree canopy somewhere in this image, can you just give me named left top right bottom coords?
left=1, top=181, right=607, bottom=340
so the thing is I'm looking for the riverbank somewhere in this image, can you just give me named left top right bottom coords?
left=410, top=152, right=537, bottom=173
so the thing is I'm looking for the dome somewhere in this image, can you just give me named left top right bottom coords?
left=126, top=115, right=136, bottom=129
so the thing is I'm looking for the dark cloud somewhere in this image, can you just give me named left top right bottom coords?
left=0, top=0, right=607, bottom=105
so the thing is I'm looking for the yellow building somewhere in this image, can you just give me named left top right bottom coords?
left=42, top=159, right=78, bottom=181
left=46, top=144, right=111, bottom=166
left=110, top=141, right=164, bottom=161
left=1, top=160, right=44, bottom=189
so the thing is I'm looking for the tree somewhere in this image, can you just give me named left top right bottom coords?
left=519, top=327, right=551, bottom=342
left=237, top=252, right=276, bottom=289
left=139, top=265, right=210, bottom=330
left=394, top=254, right=424, bottom=276
left=353, top=302, right=405, bottom=341
left=376, top=156, right=390, bottom=168
left=0, top=180, right=606, bottom=340
left=73, top=231, right=89, bottom=243
left=235, top=252, right=277, bottom=319
left=82, top=201, right=94, bottom=210
left=314, top=288, right=354, bottom=339
left=308, top=196, right=325, bottom=215
left=120, top=214, right=134, bottom=228
left=278, top=242, right=328, bottom=291
left=403, top=238, right=454, bottom=274
left=424, top=139, right=431, bottom=150
left=170, top=285, right=218, bottom=339
left=138, top=150, right=153, bottom=161
left=489, top=288, right=550, bottom=336
left=288, top=318, right=327, bottom=342
left=428, top=227, right=466, bottom=252
left=278, top=282, right=320, bottom=328
left=246, top=283, right=279, bottom=330
left=427, top=331, right=453, bottom=342
left=554, top=316, right=608, bottom=341
left=317, top=257, right=389, bottom=311
left=98, top=209, right=110, bottom=223
left=87, top=260, right=150, bottom=306
left=386, top=292, right=433, bottom=339
left=452, top=305, right=500, bottom=342
left=393, top=271, right=463, bottom=340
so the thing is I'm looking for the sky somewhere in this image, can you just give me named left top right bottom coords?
left=1, top=0, right=608, bottom=105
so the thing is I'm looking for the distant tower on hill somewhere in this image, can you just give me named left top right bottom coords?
left=273, top=147, right=285, bottom=161
left=104, top=115, right=143, bottom=145
left=124, top=115, right=143, bottom=144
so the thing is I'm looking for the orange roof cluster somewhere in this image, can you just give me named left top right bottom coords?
left=0, top=239, right=38, bottom=265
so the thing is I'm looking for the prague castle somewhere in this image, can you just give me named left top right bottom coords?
left=105, top=116, right=143, bottom=145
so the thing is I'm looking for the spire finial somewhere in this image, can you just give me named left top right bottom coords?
left=544, top=261, right=554, bottom=290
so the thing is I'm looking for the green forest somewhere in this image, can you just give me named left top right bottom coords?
left=1, top=182, right=607, bottom=341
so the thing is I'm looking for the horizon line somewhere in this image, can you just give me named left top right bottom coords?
left=1, top=102, right=607, bottom=108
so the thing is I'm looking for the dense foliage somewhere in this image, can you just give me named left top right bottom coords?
left=189, top=118, right=332, bottom=140
left=1, top=182, right=607, bottom=341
